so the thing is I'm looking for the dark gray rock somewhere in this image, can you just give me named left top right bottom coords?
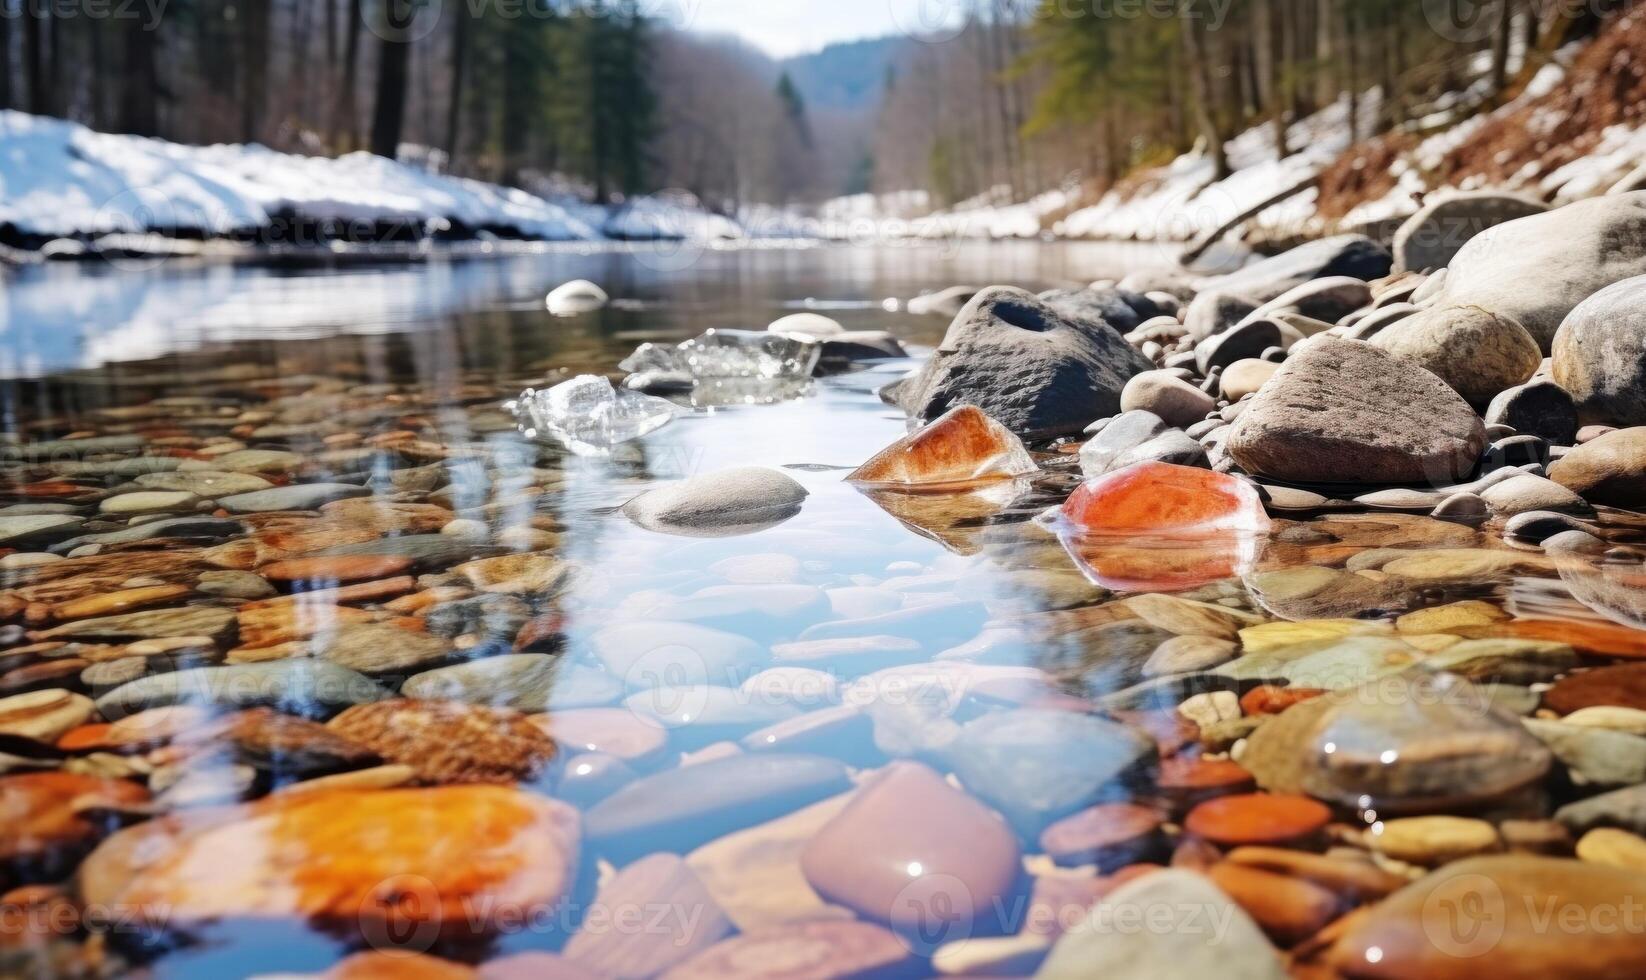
left=1227, top=337, right=1486, bottom=485
left=1392, top=190, right=1551, bottom=273
left=1197, top=319, right=1282, bottom=374
left=1486, top=380, right=1580, bottom=445
left=1038, top=287, right=1149, bottom=334
left=1247, top=276, right=1373, bottom=326
left=1184, top=291, right=1259, bottom=342
left=1104, top=430, right=1209, bottom=474
left=1203, top=234, right=1393, bottom=303
left=895, top=287, right=1153, bottom=441
left=1078, top=410, right=1171, bottom=475
left=1505, top=510, right=1599, bottom=544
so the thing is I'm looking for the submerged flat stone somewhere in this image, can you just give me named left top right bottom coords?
left=82, top=786, right=579, bottom=944
left=585, top=753, right=852, bottom=863
left=800, top=761, right=1021, bottom=933
left=95, top=660, right=390, bottom=719
left=217, top=483, right=371, bottom=514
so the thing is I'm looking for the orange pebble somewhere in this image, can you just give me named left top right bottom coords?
left=1185, top=793, right=1332, bottom=847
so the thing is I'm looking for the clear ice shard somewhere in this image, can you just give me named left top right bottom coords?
left=507, top=375, right=679, bottom=456
left=618, top=328, right=820, bottom=381
left=848, top=406, right=1037, bottom=487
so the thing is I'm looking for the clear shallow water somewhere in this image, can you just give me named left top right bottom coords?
left=2, top=242, right=1644, bottom=978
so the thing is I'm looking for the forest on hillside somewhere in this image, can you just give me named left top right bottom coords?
left=0, top=0, right=1630, bottom=214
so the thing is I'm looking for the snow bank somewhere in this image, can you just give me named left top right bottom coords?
left=1056, top=93, right=1376, bottom=242
left=0, top=112, right=771, bottom=246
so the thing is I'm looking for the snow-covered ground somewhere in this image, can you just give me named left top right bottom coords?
left=0, top=112, right=764, bottom=248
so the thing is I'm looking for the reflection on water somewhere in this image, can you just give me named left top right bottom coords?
left=4, top=242, right=1646, bottom=977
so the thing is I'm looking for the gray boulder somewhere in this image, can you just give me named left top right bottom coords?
left=1201, top=234, right=1392, bottom=303
left=1184, top=291, right=1260, bottom=342
left=1245, top=275, right=1373, bottom=326
left=1552, top=276, right=1646, bottom=426
left=1370, top=303, right=1542, bottom=407
left=1392, top=190, right=1550, bottom=273
left=1486, top=380, right=1579, bottom=445
left=1078, top=410, right=1171, bottom=475
left=1437, top=192, right=1646, bottom=349
left=1038, top=287, right=1154, bottom=334
left=1227, top=337, right=1486, bottom=485
left=1197, top=319, right=1282, bottom=375
left=896, top=286, right=1153, bottom=441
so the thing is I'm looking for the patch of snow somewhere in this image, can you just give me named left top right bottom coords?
left=0, top=112, right=808, bottom=246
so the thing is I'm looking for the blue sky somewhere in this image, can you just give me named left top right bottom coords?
left=664, top=0, right=966, bottom=57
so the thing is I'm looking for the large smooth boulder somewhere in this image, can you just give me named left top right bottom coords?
left=896, top=287, right=1154, bottom=441
left=1391, top=190, right=1550, bottom=273
left=1553, top=276, right=1646, bottom=425
left=1371, top=303, right=1542, bottom=406
left=1227, top=337, right=1486, bottom=485
left=1202, top=234, right=1392, bottom=304
left=1437, top=192, right=1646, bottom=349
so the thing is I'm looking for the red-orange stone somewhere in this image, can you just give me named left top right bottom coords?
left=1241, top=685, right=1329, bottom=716
left=1185, top=793, right=1333, bottom=847
left=1060, top=461, right=1270, bottom=534
left=1158, top=755, right=1258, bottom=796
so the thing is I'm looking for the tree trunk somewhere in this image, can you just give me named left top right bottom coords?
left=117, top=16, right=159, bottom=136
left=333, top=0, right=364, bottom=149
left=1491, top=0, right=1514, bottom=97
left=0, top=12, right=13, bottom=110
left=1344, top=3, right=1359, bottom=141
left=24, top=1, right=47, bottom=115
left=1181, top=0, right=1229, bottom=180
left=369, top=30, right=412, bottom=159
left=1313, top=0, right=1335, bottom=108
left=240, top=0, right=272, bottom=142
left=290, top=0, right=314, bottom=133
left=45, top=1, right=60, bottom=116
left=444, top=10, right=468, bottom=162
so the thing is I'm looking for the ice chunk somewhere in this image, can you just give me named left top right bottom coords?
left=545, top=279, right=609, bottom=315
left=507, top=375, right=677, bottom=456
left=618, top=328, right=820, bottom=381
left=848, top=406, right=1037, bottom=487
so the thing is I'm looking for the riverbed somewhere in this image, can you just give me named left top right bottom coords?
left=1, top=240, right=1641, bottom=978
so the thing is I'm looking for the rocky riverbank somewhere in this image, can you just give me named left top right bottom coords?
left=3, top=190, right=1646, bottom=977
